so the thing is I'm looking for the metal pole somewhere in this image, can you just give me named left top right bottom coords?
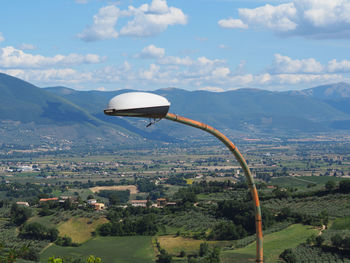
left=165, top=113, right=263, bottom=263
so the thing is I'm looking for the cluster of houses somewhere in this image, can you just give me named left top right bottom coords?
left=130, top=198, right=176, bottom=208
left=16, top=197, right=176, bottom=211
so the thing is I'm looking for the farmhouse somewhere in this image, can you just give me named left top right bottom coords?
left=93, top=203, right=105, bottom=210
left=87, top=199, right=97, bottom=205
left=130, top=200, right=148, bottom=207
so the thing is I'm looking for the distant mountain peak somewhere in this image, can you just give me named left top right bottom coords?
left=44, top=86, right=78, bottom=95
left=288, top=82, right=350, bottom=100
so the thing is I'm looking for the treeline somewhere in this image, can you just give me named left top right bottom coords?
left=136, top=178, right=165, bottom=200
left=98, top=214, right=158, bottom=236
left=261, top=179, right=350, bottom=201
left=63, top=179, right=133, bottom=189
left=276, top=207, right=329, bottom=227
left=20, top=222, right=58, bottom=241
left=208, top=200, right=275, bottom=240
left=97, top=190, right=130, bottom=205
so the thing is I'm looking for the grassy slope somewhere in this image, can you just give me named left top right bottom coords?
left=221, top=224, right=318, bottom=263
left=157, top=236, right=231, bottom=255
left=40, top=236, right=155, bottom=263
left=57, top=217, right=108, bottom=243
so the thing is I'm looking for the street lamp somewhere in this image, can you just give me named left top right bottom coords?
left=104, top=92, right=263, bottom=263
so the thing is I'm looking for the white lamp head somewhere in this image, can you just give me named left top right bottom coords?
left=104, top=92, right=170, bottom=118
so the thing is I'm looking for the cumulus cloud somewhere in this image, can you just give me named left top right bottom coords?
left=78, top=0, right=187, bottom=42
left=327, top=59, right=350, bottom=73
left=270, top=54, right=323, bottom=73
left=3, top=68, right=93, bottom=84
left=139, top=64, right=160, bottom=80
left=275, top=73, right=342, bottom=84
left=158, top=56, right=192, bottom=66
left=78, top=5, right=119, bottom=42
left=1, top=49, right=345, bottom=91
left=219, top=0, right=350, bottom=38
left=0, top=32, right=4, bottom=43
left=119, top=0, right=187, bottom=37
left=137, top=44, right=165, bottom=59
left=0, top=46, right=103, bottom=68
left=212, top=67, right=230, bottom=78
left=218, top=18, right=248, bottom=29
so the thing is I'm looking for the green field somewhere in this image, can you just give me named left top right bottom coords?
left=57, top=217, right=108, bottom=243
left=40, top=236, right=155, bottom=263
left=221, top=224, right=318, bottom=263
left=270, top=176, right=346, bottom=190
left=331, top=216, right=350, bottom=230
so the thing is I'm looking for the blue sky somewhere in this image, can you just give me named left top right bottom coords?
left=1, top=0, right=350, bottom=92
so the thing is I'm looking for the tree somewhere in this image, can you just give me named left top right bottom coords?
left=325, top=180, right=336, bottom=191
left=339, top=180, right=350, bottom=193
left=315, top=235, right=324, bottom=247
left=48, top=255, right=101, bottom=263
left=199, top=243, right=209, bottom=257
left=280, top=249, right=296, bottom=263
left=86, top=255, right=102, bottom=263
left=10, top=204, right=32, bottom=226
left=331, top=234, right=343, bottom=247
left=20, top=222, right=58, bottom=241
left=157, top=249, right=172, bottom=263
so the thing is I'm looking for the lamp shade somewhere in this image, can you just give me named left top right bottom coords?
left=104, top=92, right=170, bottom=118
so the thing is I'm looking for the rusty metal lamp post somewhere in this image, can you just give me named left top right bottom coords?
left=104, top=92, right=263, bottom=263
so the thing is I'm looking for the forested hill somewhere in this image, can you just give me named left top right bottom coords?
left=46, top=82, right=350, bottom=138
left=1, top=72, right=350, bottom=146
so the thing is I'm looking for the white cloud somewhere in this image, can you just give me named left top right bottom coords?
left=78, top=0, right=187, bottom=42
left=20, top=43, right=36, bottom=50
left=0, top=32, right=4, bottom=43
left=218, top=18, right=248, bottom=29
left=137, top=44, right=165, bottom=59
left=199, top=86, right=225, bottom=92
left=270, top=54, right=323, bottom=73
left=327, top=59, right=350, bottom=73
left=219, top=0, right=350, bottom=38
left=120, top=0, right=187, bottom=37
left=139, top=64, right=160, bottom=80
left=238, top=3, right=297, bottom=31
left=275, top=73, right=342, bottom=84
left=1, top=49, right=345, bottom=91
left=158, top=56, right=192, bottom=66
left=0, top=46, right=103, bottom=68
left=212, top=67, right=230, bottom=78
left=3, top=68, right=93, bottom=84
left=78, top=5, right=119, bottom=42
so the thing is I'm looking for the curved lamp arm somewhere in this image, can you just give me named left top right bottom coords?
left=165, top=113, right=263, bottom=263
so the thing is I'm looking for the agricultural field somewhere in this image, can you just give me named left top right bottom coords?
left=40, top=236, right=155, bottom=263
left=89, top=185, right=138, bottom=194
left=0, top=141, right=349, bottom=262
left=270, top=176, right=347, bottom=190
left=263, top=193, right=350, bottom=217
left=221, top=224, right=318, bottom=263
left=57, top=217, right=108, bottom=243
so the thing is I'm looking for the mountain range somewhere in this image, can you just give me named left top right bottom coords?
left=1, top=72, right=350, bottom=147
